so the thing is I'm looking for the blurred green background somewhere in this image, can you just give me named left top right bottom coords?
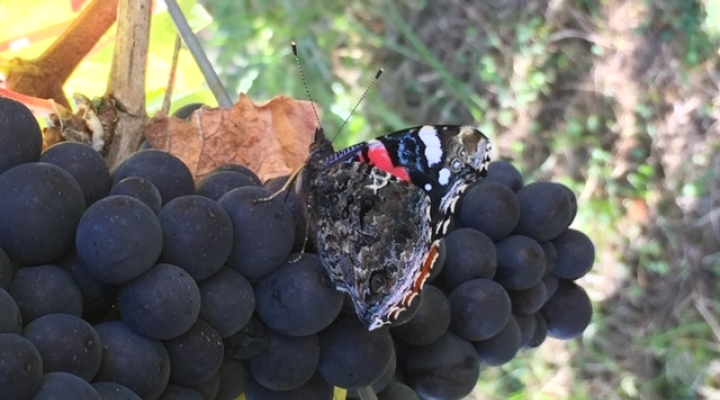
left=197, top=0, right=720, bottom=398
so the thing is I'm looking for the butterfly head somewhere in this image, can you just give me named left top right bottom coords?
left=449, top=126, right=492, bottom=175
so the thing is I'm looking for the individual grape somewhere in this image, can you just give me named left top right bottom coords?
left=346, top=351, right=396, bottom=398
left=494, top=235, right=545, bottom=290
left=214, top=357, right=249, bottom=400
left=262, top=175, right=289, bottom=194
left=111, top=150, right=195, bottom=205
left=109, top=177, right=163, bottom=214
left=514, top=182, right=574, bottom=241
left=218, top=186, right=295, bottom=280
left=157, top=195, right=233, bottom=281
left=541, top=280, right=593, bottom=339
left=156, top=385, right=204, bottom=400
left=0, top=98, right=42, bottom=175
left=0, top=246, right=12, bottom=289
left=377, top=381, right=420, bottom=400
left=542, top=274, right=559, bottom=300
left=23, top=314, right=102, bottom=381
left=244, top=372, right=333, bottom=400
left=171, top=103, right=205, bottom=120
left=9, top=265, right=83, bottom=324
left=250, top=329, right=320, bottom=391
left=92, top=382, right=142, bottom=400
left=119, top=263, right=201, bottom=340
left=526, top=313, right=548, bottom=348
left=473, top=316, right=522, bottom=366
left=0, top=333, right=43, bottom=400
left=94, top=321, right=170, bottom=400
left=40, top=141, right=111, bottom=206
left=551, top=229, right=595, bottom=280
left=57, top=252, right=118, bottom=323
left=198, top=267, right=255, bottom=338
left=539, top=241, right=558, bottom=275
left=438, top=228, right=496, bottom=290
left=255, top=254, right=343, bottom=336
left=558, top=184, right=578, bottom=228
left=391, top=285, right=450, bottom=346
left=402, top=332, right=480, bottom=400
left=317, top=314, right=394, bottom=390
left=0, top=288, right=22, bottom=334
left=224, top=316, right=269, bottom=360
left=513, top=313, right=537, bottom=348
left=0, top=162, right=85, bottom=264
left=209, top=163, right=262, bottom=186
left=448, top=278, right=511, bottom=341
left=484, top=160, right=524, bottom=191
left=164, top=319, right=224, bottom=386
left=458, top=180, right=520, bottom=241
left=30, top=371, right=101, bottom=400
left=76, top=196, right=162, bottom=285
left=196, top=171, right=259, bottom=201
left=508, top=281, right=548, bottom=315
left=185, top=372, right=220, bottom=400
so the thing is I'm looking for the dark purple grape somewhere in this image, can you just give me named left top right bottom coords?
left=542, top=274, right=559, bottom=300
left=473, top=316, right=521, bottom=366
left=402, top=332, right=479, bottom=400
left=541, top=280, right=592, bottom=339
left=92, top=382, right=142, bottom=400
left=23, top=314, right=101, bottom=380
left=551, top=229, right=595, bottom=280
left=109, top=177, right=162, bottom=214
left=185, top=372, right=220, bottom=400
left=255, top=254, right=342, bottom=336
left=9, top=265, right=83, bottom=324
left=111, top=150, right=195, bottom=205
left=209, top=164, right=261, bottom=186
left=224, top=316, right=269, bottom=360
left=244, top=372, right=333, bottom=400
left=198, top=267, right=255, bottom=338
left=0, top=162, right=84, bottom=264
left=196, top=171, right=259, bottom=201
left=218, top=186, right=295, bottom=280
left=76, top=196, right=162, bottom=285
left=346, top=351, right=396, bottom=398
left=56, top=252, right=118, bottom=323
left=558, top=184, right=578, bottom=228
left=30, top=372, right=101, bottom=400
left=439, top=228, right=496, bottom=290
left=157, top=385, right=204, bottom=400
left=250, top=330, right=319, bottom=390
left=0, top=333, right=43, bottom=400
left=0, top=288, right=22, bottom=334
left=0, top=98, right=42, bottom=175
left=164, top=319, right=223, bottom=386
left=262, top=175, right=289, bottom=194
left=539, top=241, right=557, bottom=275
left=0, top=246, right=12, bottom=290
left=94, top=321, right=170, bottom=400
left=458, top=180, right=520, bottom=241
left=485, top=160, right=523, bottom=191
left=317, top=314, right=394, bottom=390
left=214, top=357, right=249, bottom=400
left=172, top=103, right=205, bottom=120
left=513, top=313, right=537, bottom=348
left=494, top=235, right=545, bottom=290
left=158, top=195, right=233, bottom=281
left=40, top=141, right=110, bottom=206
left=377, top=381, right=419, bottom=400
left=509, top=281, right=548, bottom=315
left=391, top=285, right=450, bottom=346
left=526, top=313, right=547, bottom=348
left=449, top=278, right=511, bottom=341
left=119, top=263, right=201, bottom=340
left=514, top=182, right=574, bottom=241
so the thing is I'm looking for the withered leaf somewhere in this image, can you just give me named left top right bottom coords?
left=144, top=94, right=318, bottom=183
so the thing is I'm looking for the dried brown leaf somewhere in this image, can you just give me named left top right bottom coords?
left=144, top=94, right=318, bottom=183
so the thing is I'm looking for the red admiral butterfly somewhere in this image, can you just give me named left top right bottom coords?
left=297, top=124, right=491, bottom=330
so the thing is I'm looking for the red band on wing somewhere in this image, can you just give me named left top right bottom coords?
left=401, top=242, right=440, bottom=308
left=366, top=144, right=411, bottom=181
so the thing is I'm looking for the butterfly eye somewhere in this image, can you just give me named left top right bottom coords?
left=370, top=272, right=387, bottom=294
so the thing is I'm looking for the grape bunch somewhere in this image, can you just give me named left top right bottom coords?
left=0, top=97, right=594, bottom=400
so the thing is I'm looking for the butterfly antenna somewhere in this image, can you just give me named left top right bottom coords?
left=330, top=68, right=383, bottom=143
left=292, top=41, right=322, bottom=129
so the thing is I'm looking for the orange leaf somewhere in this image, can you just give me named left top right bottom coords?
left=144, top=94, right=318, bottom=183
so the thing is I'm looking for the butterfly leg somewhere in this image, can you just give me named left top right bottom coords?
left=255, top=165, right=304, bottom=203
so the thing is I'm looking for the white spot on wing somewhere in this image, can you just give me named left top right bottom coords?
left=438, top=168, right=451, bottom=185
left=424, top=183, right=432, bottom=191
left=418, top=126, right=442, bottom=166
